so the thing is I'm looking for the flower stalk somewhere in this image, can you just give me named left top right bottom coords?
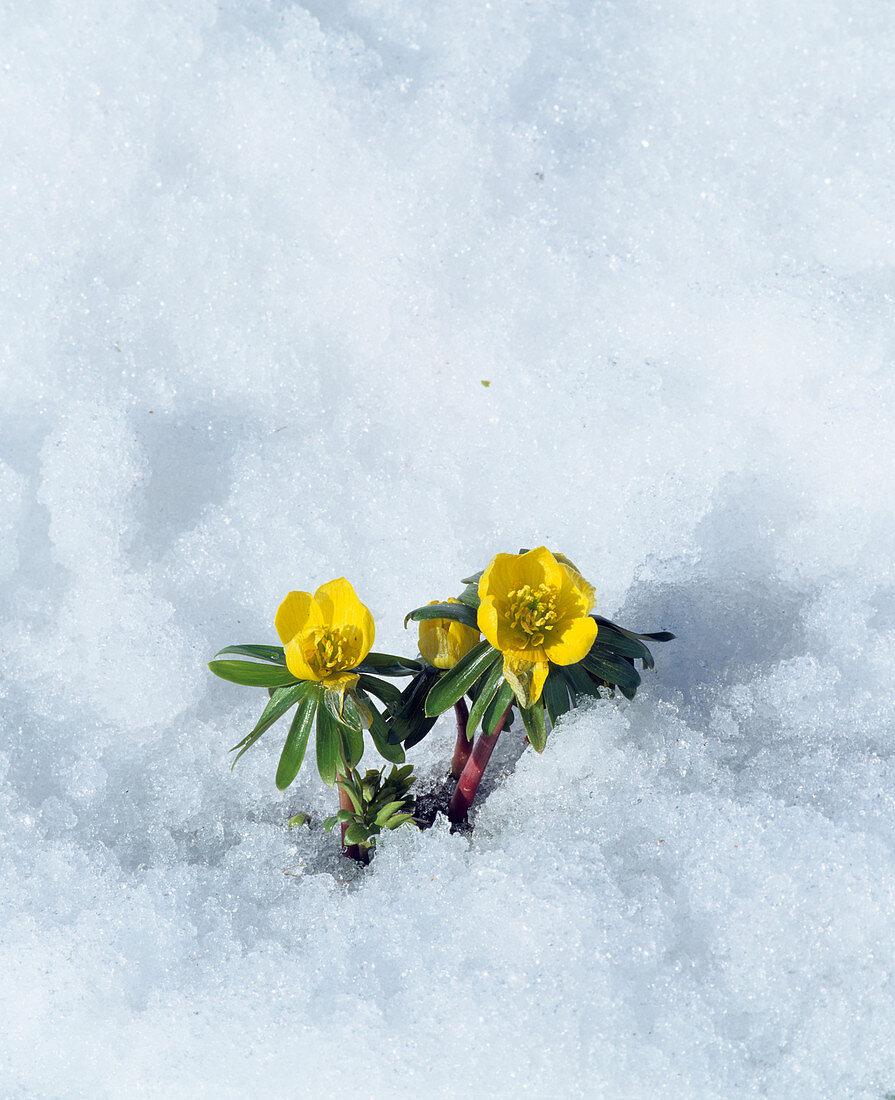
left=448, top=703, right=512, bottom=823
left=450, top=699, right=471, bottom=778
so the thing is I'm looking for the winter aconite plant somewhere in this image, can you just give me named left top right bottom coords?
left=402, top=547, right=674, bottom=824
left=209, top=578, right=420, bottom=855
left=209, top=549, right=673, bottom=861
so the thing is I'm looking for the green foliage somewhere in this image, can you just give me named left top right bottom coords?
left=315, top=703, right=342, bottom=786
left=360, top=688, right=406, bottom=764
left=322, top=766, right=418, bottom=854
left=483, top=679, right=515, bottom=735
left=275, top=690, right=317, bottom=790
left=456, top=575, right=482, bottom=609
left=384, top=667, right=440, bottom=748
left=424, top=640, right=500, bottom=716
left=354, top=652, right=423, bottom=677
left=229, top=681, right=315, bottom=767
left=465, top=659, right=504, bottom=740
left=519, top=701, right=548, bottom=753
left=209, top=659, right=298, bottom=688
left=357, top=673, right=403, bottom=711
left=542, top=670, right=571, bottom=727
left=404, top=600, right=479, bottom=631
left=215, top=644, right=286, bottom=664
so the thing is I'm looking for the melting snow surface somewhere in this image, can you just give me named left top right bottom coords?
left=2, top=2, right=894, bottom=1096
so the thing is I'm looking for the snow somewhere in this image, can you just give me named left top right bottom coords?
left=2, top=1, right=895, bottom=1096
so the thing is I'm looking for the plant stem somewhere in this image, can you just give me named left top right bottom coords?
left=338, top=780, right=363, bottom=862
left=448, top=704, right=512, bottom=824
left=450, top=698, right=471, bottom=778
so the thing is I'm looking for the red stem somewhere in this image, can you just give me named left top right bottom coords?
left=448, top=704, right=512, bottom=824
left=338, top=781, right=364, bottom=862
left=450, top=699, right=471, bottom=779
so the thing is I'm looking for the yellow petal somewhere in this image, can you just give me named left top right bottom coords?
left=418, top=617, right=453, bottom=668
left=477, top=594, right=529, bottom=653
left=450, top=619, right=481, bottom=663
left=478, top=552, right=522, bottom=602
left=315, top=577, right=363, bottom=629
left=476, top=594, right=500, bottom=649
left=420, top=600, right=480, bottom=669
left=502, top=654, right=549, bottom=708
left=284, top=635, right=321, bottom=681
left=517, top=546, right=564, bottom=589
left=554, top=552, right=596, bottom=611
left=543, top=614, right=597, bottom=665
left=314, top=577, right=375, bottom=665
left=559, top=567, right=592, bottom=618
left=275, top=591, right=319, bottom=645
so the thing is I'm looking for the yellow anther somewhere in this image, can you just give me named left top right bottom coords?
left=507, top=582, right=558, bottom=641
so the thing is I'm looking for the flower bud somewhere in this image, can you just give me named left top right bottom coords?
left=418, top=599, right=480, bottom=670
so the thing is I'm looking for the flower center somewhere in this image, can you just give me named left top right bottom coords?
left=506, top=584, right=558, bottom=648
left=309, top=626, right=355, bottom=675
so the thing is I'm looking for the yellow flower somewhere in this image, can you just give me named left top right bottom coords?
left=275, top=578, right=375, bottom=693
left=418, top=599, right=481, bottom=669
left=553, top=552, right=597, bottom=611
left=477, top=547, right=597, bottom=707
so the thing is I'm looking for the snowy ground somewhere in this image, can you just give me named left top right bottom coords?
left=2, top=1, right=895, bottom=1097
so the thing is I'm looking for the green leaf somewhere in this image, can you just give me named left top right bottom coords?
left=208, top=660, right=298, bottom=688
left=287, top=813, right=309, bottom=828
left=637, top=642, right=659, bottom=668
left=593, top=616, right=675, bottom=649
left=338, top=778, right=363, bottom=814
left=363, top=692, right=406, bottom=764
left=385, top=667, right=439, bottom=747
left=322, top=815, right=338, bottom=833
left=591, top=621, right=651, bottom=661
left=581, top=650, right=642, bottom=696
left=561, top=663, right=604, bottom=702
left=543, top=671, right=571, bottom=727
left=344, top=824, right=369, bottom=846
left=339, top=719, right=365, bottom=771
left=465, top=659, right=504, bottom=739
left=229, top=681, right=314, bottom=766
left=483, top=679, right=515, bottom=736
left=275, top=690, right=318, bottom=790
left=321, top=686, right=363, bottom=732
left=358, top=674, right=403, bottom=711
left=591, top=621, right=667, bottom=675
left=347, top=726, right=367, bottom=770
left=214, top=644, right=286, bottom=665
left=459, top=569, right=484, bottom=586
left=354, top=652, right=423, bottom=677
left=519, top=702, right=548, bottom=753
left=456, top=581, right=481, bottom=610
left=315, top=705, right=342, bottom=786
left=424, top=641, right=500, bottom=717
left=404, top=601, right=479, bottom=631
left=392, top=714, right=437, bottom=750
left=385, top=813, right=416, bottom=830
left=374, top=800, right=406, bottom=826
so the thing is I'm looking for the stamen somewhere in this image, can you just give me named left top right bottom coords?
left=310, top=626, right=354, bottom=674
left=506, top=583, right=558, bottom=645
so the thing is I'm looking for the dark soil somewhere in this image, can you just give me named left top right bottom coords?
left=412, top=773, right=471, bottom=834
